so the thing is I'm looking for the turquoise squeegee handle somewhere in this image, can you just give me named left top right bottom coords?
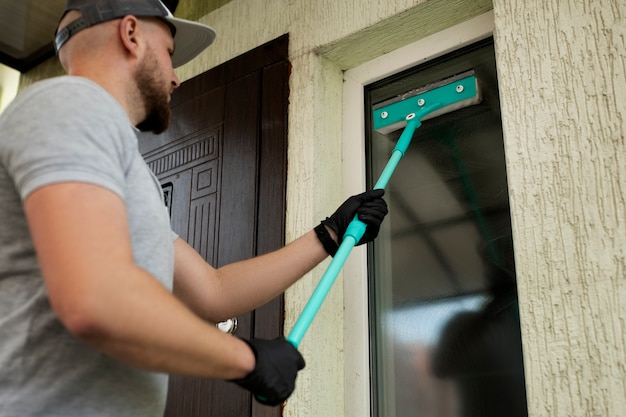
left=286, top=72, right=478, bottom=348
left=286, top=117, right=421, bottom=348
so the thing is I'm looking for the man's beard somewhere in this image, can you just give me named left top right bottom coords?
left=134, top=50, right=172, bottom=134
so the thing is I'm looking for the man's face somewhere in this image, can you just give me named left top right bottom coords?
left=134, top=19, right=179, bottom=134
left=134, top=44, right=172, bottom=134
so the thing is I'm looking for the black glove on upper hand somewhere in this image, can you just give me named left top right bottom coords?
left=232, top=337, right=305, bottom=406
left=320, top=189, right=388, bottom=250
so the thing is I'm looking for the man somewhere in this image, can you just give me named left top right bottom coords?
left=0, top=0, right=388, bottom=416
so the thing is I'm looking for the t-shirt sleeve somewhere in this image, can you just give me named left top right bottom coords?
left=0, top=78, right=134, bottom=201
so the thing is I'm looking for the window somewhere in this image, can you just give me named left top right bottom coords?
left=365, top=38, right=528, bottom=417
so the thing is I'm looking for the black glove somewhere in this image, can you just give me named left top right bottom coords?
left=316, top=189, right=388, bottom=256
left=232, top=337, right=305, bottom=406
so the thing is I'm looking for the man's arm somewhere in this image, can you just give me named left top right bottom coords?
left=24, top=182, right=255, bottom=379
left=172, top=230, right=328, bottom=323
left=172, top=189, right=388, bottom=323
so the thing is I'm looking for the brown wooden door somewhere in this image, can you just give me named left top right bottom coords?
left=138, top=35, right=289, bottom=417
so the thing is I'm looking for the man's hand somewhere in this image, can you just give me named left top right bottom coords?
left=320, top=189, right=388, bottom=249
left=232, top=337, right=305, bottom=406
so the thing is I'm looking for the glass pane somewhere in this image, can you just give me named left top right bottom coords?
left=366, top=38, right=528, bottom=417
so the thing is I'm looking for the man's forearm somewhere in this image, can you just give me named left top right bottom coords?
left=174, top=230, right=329, bottom=322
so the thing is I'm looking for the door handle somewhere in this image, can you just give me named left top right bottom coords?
left=216, top=318, right=238, bottom=335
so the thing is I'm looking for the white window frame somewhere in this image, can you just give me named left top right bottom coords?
left=341, top=11, right=495, bottom=417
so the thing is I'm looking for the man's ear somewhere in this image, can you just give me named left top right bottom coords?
left=118, top=15, right=141, bottom=60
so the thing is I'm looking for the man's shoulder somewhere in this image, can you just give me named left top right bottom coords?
left=5, top=76, right=124, bottom=126
left=23, top=76, right=109, bottom=101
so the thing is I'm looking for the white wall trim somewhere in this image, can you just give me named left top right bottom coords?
left=341, top=10, right=495, bottom=417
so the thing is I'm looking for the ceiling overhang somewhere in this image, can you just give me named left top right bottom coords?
left=0, top=0, right=65, bottom=72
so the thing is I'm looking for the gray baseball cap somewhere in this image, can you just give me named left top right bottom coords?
left=54, top=0, right=216, bottom=68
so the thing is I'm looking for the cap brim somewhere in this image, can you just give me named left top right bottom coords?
left=166, top=16, right=216, bottom=68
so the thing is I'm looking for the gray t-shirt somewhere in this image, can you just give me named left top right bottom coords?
left=0, top=76, right=175, bottom=416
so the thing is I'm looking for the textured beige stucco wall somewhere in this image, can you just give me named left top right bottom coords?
left=492, top=0, right=626, bottom=416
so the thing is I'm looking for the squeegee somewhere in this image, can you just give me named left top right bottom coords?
left=287, top=70, right=482, bottom=348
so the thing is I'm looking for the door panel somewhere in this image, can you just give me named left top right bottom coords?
left=217, top=72, right=260, bottom=267
left=138, top=35, right=289, bottom=417
left=145, top=124, right=222, bottom=257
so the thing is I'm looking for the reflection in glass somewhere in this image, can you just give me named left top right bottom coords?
left=367, top=38, right=528, bottom=417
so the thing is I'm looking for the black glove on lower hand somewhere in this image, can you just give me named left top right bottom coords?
left=231, top=337, right=305, bottom=406
left=318, top=189, right=388, bottom=253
